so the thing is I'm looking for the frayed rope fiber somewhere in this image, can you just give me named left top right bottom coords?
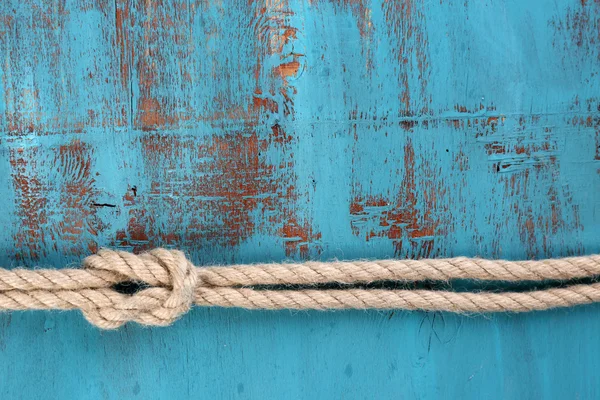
left=2, top=248, right=600, bottom=329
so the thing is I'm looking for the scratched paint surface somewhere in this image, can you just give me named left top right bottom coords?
left=0, top=0, right=599, bottom=398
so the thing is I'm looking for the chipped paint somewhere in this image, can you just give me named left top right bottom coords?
left=0, top=0, right=599, bottom=267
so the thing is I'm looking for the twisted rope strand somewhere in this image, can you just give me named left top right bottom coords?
left=193, top=284, right=600, bottom=312
left=1, top=248, right=599, bottom=329
left=4, top=252, right=600, bottom=292
left=198, top=255, right=600, bottom=286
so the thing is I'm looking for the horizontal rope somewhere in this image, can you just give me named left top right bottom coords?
left=194, top=284, right=600, bottom=312
left=0, top=249, right=599, bottom=329
left=4, top=252, right=600, bottom=291
left=197, top=255, right=600, bottom=286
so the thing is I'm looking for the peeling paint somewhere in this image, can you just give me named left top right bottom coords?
left=0, top=0, right=598, bottom=266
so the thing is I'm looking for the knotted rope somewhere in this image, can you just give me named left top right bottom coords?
left=2, top=248, right=600, bottom=329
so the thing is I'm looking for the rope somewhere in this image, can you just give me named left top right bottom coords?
left=0, top=248, right=599, bottom=329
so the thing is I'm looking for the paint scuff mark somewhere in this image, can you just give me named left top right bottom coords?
left=350, top=138, right=445, bottom=258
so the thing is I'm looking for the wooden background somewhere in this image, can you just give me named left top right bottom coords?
left=1, top=0, right=600, bottom=398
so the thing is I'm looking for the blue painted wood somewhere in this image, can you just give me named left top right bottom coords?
left=0, top=0, right=599, bottom=398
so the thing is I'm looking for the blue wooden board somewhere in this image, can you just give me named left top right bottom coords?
left=0, top=0, right=599, bottom=398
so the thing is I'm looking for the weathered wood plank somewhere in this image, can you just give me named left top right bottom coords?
left=0, top=0, right=599, bottom=398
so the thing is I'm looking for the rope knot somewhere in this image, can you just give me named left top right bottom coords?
left=81, top=248, right=197, bottom=329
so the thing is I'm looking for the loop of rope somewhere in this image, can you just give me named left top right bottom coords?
left=1, top=249, right=599, bottom=329
left=82, top=249, right=197, bottom=329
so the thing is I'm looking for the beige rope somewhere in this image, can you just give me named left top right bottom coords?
left=0, top=248, right=599, bottom=329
